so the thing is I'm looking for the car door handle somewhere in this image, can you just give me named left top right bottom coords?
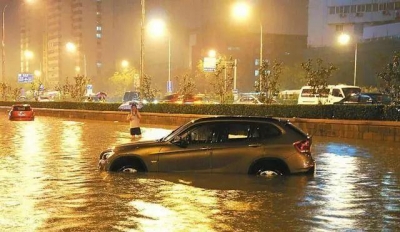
left=248, top=144, right=261, bottom=147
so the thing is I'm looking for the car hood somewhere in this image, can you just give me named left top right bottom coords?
left=113, top=140, right=164, bottom=153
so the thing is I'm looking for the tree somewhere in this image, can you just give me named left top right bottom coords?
left=377, top=51, right=400, bottom=103
left=55, top=75, right=91, bottom=101
left=108, top=67, right=138, bottom=96
left=198, top=56, right=234, bottom=103
left=255, top=60, right=283, bottom=104
left=301, top=58, right=338, bottom=104
left=140, top=74, right=158, bottom=101
left=175, top=71, right=196, bottom=96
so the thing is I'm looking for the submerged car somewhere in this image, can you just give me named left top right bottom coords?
left=98, top=116, right=315, bottom=176
left=9, top=104, right=35, bottom=121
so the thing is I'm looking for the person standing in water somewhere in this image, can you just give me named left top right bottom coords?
left=127, top=103, right=142, bottom=139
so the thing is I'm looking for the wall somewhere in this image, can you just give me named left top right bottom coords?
left=3, top=107, right=400, bottom=142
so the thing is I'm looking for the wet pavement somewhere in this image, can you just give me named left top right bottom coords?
left=0, top=116, right=399, bottom=231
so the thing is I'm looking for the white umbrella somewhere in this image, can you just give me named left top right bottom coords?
left=118, top=101, right=143, bottom=111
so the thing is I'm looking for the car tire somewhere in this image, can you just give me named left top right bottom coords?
left=110, top=157, right=146, bottom=173
left=250, top=159, right=288, bottom=176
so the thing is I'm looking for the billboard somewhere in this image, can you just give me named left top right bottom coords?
left=203, top=57, right=216, bottom=72
left=18, top=73, right=34, bottom=83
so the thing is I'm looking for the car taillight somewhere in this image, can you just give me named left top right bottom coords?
left=293, top=139, right=311, bottom=154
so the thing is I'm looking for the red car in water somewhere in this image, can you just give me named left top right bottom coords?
left=8, top=104, right=35, bottom=121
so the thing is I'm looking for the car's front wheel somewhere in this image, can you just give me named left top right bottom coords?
left=109, top=157, right=146, bottom=173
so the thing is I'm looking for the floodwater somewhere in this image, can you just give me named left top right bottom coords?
left=0, top=116, right=399, bottom=232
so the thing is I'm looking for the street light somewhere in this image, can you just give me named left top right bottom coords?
left=232, top=1, right=263, bottom=91
left=338, top=33, right=357, bottom=86
left=148, top=19, right=172, bottom=94
left=65, top=42, right=87, bottom=77
left=2, top=4, right=8, bottom=83
left=121, top=60, right=129, bottom=69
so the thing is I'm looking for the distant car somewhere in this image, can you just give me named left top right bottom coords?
left=37, top=96, right=53, bottom=102
left=98, top=116, right=315, bottom=176
left=333, top=93, right=373, bottom=104
left=233, top=95, right=263, bottom=104
left=159, top=93, right=181, bottom=103
left=8, top=104, right=35, bottom=121
left=363, top=93, right=392, bottom=105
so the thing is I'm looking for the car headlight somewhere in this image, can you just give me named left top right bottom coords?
left=99, top=150, right=114, bottom=160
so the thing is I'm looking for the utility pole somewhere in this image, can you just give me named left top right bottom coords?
left=2, top=4, right=8, bottom=83
left=140, top=0, right=145, bottom=97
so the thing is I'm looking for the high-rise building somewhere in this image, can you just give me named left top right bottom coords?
left=308, top=0, right=400, bottom=48
left=2, top=0, right=308, bottom=93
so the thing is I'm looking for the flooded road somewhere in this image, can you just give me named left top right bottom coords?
left=0, top=116, right=399, bottom=231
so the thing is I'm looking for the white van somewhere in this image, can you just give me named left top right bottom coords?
left=297, top=84, right=361, bottom=105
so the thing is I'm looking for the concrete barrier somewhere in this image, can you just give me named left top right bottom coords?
left=2, top=106, right=400, bottom=142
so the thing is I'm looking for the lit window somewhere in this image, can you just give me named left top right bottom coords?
left=97, top=62, right=102, bottom=67
left=96, top=33, right=102, bottom=38
left=255, top=70, right=259, bottom=77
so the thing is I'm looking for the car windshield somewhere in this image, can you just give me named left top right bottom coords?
left=159, top=121, right=195, bottom=142
left=342, top=88, right=361, bottom=97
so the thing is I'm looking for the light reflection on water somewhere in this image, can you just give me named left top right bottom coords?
left=0, top=116, right=399, bottom=232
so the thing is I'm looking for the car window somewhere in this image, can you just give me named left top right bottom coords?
left=179, top=123, right=216, bottom=144
left=13, top=106, right=31, bottom=111
left=332, top=89, right=341, bottom=97
left=256, top=123, right=282, bottom=139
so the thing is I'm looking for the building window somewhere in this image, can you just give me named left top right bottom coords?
left=379, top=3, right=387, bottom=11
left=372, top=3, right=379, bottom=11
left=96, top=33, right=102, bottom=38
left=329, top=7, right=335, bottom=14
left=344, top=6, right=350, bottom=13
left=96, top=26, right=102, bottom=31
left=395, top=2, right=400, bottom=10
left=350, top=5, right=356, bottom=13
left=357, top=5, right=366, bottom=12
left=96, top=62, right=102, bottom=68
left=387, top=2, right=394, bottom=10
left=366, top=4, right=372, bottom=12
left=336, top=24, right=343, bottom=32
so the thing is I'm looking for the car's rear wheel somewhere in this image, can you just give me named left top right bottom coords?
left=249, top=159, right=289, bottom=176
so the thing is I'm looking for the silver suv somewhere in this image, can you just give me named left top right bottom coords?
left=99, top=116, right=315, bottom=175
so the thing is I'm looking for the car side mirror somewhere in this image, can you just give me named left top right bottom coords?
left=172, top=136, right=189, bottom=148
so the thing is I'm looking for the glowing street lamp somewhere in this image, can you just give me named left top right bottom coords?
left=208, top=50, right=216, bottom=58
left=121, top=60, right=129, bottom=69
left=148, top=19, right=172, bottom=94
left=65, top=42, right=87, bottom=77
left=232, top=1, right=262, bottom=91
left=34, top=69, right=41, bottom=77
left=338, top=33, right=358, bottom=86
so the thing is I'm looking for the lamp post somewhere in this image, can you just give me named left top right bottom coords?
left=338, top=33, right=358, bottom=86
left=140, top=0, right=145, bottom=96
left=232, top=2, right=262, bottom=91
left=2, top=4, right=7, bottom=83
left=148, top=19, right=172, bottom=94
